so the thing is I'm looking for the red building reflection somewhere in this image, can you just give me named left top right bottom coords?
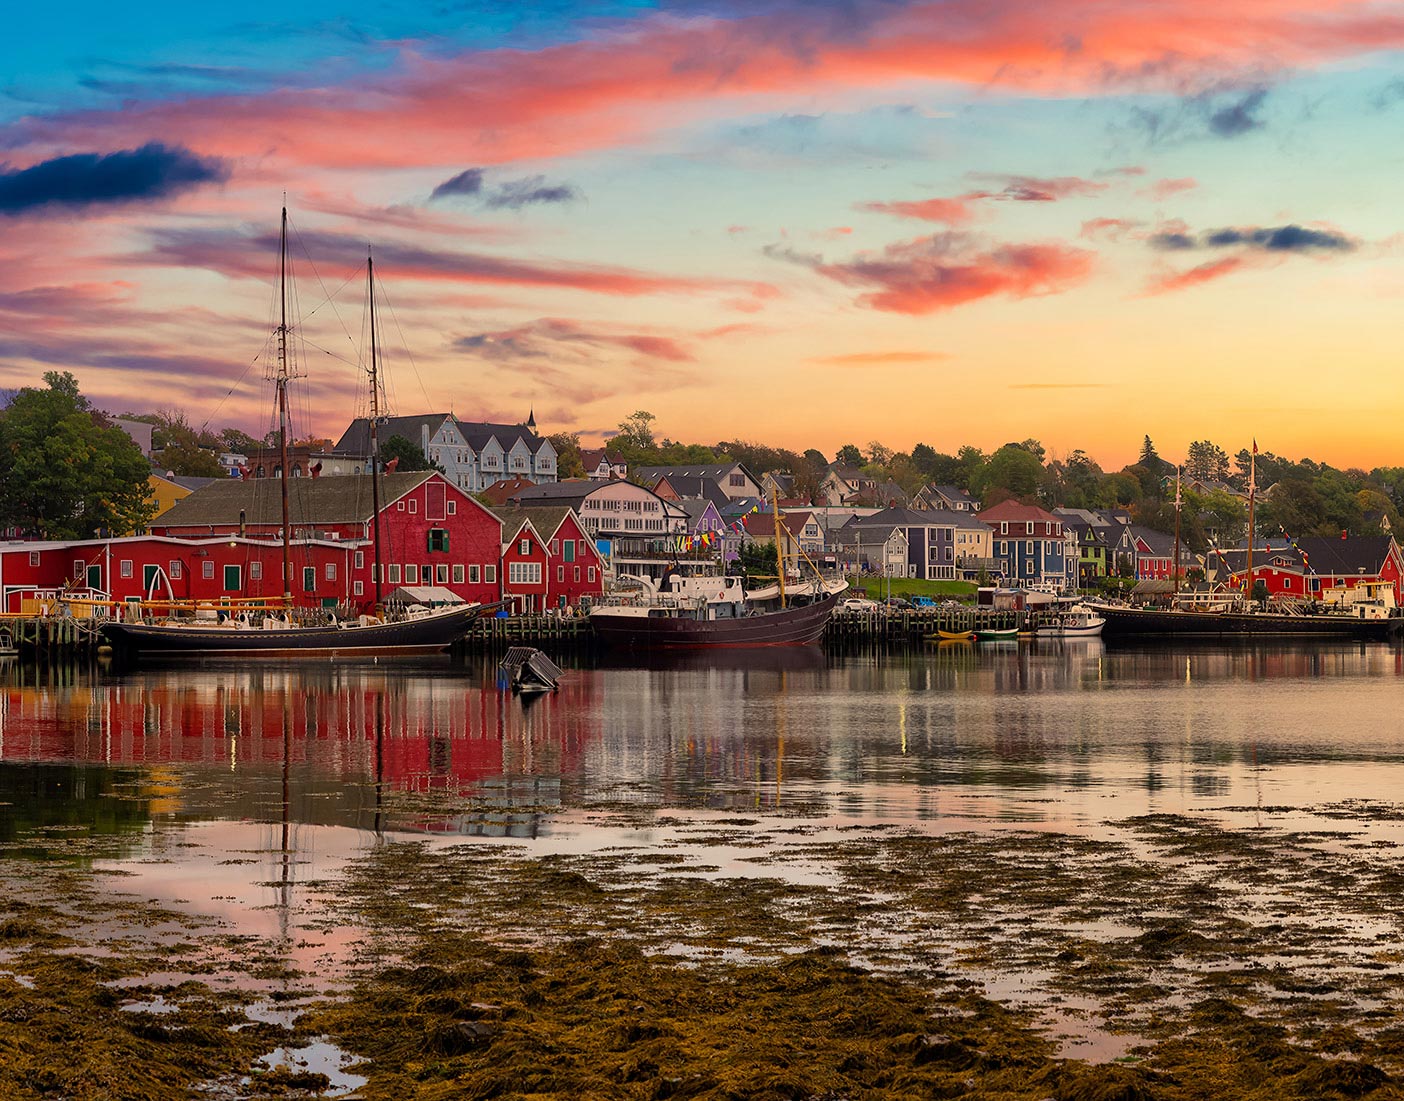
left=0, top=666, right=600, bottom=793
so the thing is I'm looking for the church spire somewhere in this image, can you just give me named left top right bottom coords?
left=526, top=407, right=537, bottom=431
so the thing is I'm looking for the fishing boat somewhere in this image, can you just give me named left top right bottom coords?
left=589, top=572, right=845, bottom=648
left=1034, top=604, right=1105, bottom=638
left=1087, top=450, right=1401, bottom=642
left=102, top=209, right=499, bottom=658
left=975, top=626, right=1019, bottom=642
left=929, top=628, right=975, bottom=642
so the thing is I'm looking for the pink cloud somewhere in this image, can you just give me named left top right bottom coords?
left=860, top=194, right=985, bottom=225
left=1145, top=256, right=1245, bottom=294
left=1079, top=217, right=1138, bottom=241
left=1142, top=177, right=1199, bottom=201
left=783, top=233, right=1095, bottom=314
left=9, top=2, right=1404, bottom=173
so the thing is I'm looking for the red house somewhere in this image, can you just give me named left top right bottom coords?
left=148, top=472, right=502, bottom=611
left=1228, top=535, right=1404, bottom=602
left=494, top=506, right=606, bottom=613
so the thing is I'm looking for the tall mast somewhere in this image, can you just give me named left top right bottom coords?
left=1245, top=442, right=1257, bottom=603
left=367, top=252, right=384, bottom=608
left=770, top=484, right=786, bottom=608
left=1173, top=466, right=1182, bottom=595
left=276, top=206, right=293, bottom=611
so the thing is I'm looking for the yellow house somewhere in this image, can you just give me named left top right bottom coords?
left=135, top=473, right=219, bottom=534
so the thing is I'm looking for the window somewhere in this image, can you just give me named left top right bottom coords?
left=452, top=565, right=464, bottom=584
left=574, top=565, right=581, bottom=582
left=405, top=564, right=419, bottom=584
left=354, top=581, right=364, bottom=596
left=563, top=539, right=575, bottom=562
left=447, top=500, right=456, bottom=515
left=388, top=564, right=401, bottom=584
left=120, top=559, right=133, bottom=578
left=729, top=473, right=745, bottom=487
left=250, top=562, right=263, bottom=581
left=224, top=565, right=242, bottom=591
left=509, top=562, right=542, bottom=585
left=301, top=566, right=315, bottom=592
left=1000, top=522, right=1008, bottom=535
left=73, top=560, right=84, bottom=579
left=203, top=560, right=215, bottom=579
left=143, top=564, right=161, bottom=590
left=485, top=564, right=497, bottom=584
left=396, top=500, right=405, bottom=511
left=468, top=565, right=480, bottom=584
left=29, top=551, right=40, bottom=567
left=427, top=529, right=450, bottom=552
left=550, top=539, right=559, bottom=555
left=408, top=499, right=417, bottom=514
left=519, top=538, right=530, bottom=554
left=326, top=563, right=337, bottom=581
left=587, top=567, right=596, bottom=583
left=354, top=550, right=364, bottom=569
left=169, top=560, right=183, bottom=580
left=436, top=564, right=449, bottom=584
left=557, top=565, right=564, bottom=582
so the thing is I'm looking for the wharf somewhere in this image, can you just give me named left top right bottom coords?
left=826, top=607, right=1022, bottom=642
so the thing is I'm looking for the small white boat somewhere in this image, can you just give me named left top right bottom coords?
left=1036, top=604, right=1106, bottom=638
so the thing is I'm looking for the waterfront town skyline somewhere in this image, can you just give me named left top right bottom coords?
left=6, top=3, right=1404, bottom=467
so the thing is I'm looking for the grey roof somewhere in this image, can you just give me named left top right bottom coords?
left=679, top=499, right=719, bottom=525
left=509, top=480, right=600, bottom=505
left=1293, top=535, right=1396, bottom=575
left=334, top=414, right=453, bottom=455
left=491, top=505, right=575, bottom=543
left=833, top=523, right=905, bottom=545
left=153, top=472, right=439, bottom=528
left=848, top=506, right=985, bottom=530
left=456, top=419, right=547, bottom=454
left=651, top=475, right=729, bottom=509
left=928, top=484, right=975, bottom=504
left=636, top=463, right=757, bottom=484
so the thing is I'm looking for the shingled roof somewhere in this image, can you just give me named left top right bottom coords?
left=1293, top=535, right=1396, bottom=576
left=152, top=472, right=438, bottom=528
left=333, top=414, right=453, bottom=455
left=492, top=505, right=575, bottom=545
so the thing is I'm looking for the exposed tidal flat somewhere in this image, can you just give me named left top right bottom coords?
left=2, top=645, right=1404, bottom=1099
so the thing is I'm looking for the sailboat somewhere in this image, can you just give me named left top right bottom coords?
left=101, top=209, right=499, bottom=658
left=1090, top=445, right=1399, bottom=641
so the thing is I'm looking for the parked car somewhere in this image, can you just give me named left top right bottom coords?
left=883, top=597, right=912, bottom=610
left=911, top=596, right=938, bottom=608
left=840, top=597, right=881, bottom=612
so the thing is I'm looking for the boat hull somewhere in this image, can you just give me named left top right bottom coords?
left=101, top=603, right=495, bottom=658
left=1094, top=604, right=1399, bottom=641
left=590, top=593, right=839, bottom=648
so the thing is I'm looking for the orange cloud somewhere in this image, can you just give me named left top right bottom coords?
left=789, top=235, right=1095, bottom=314
left=860, top=195, right=984, bottom=225
left=1145, top=256, right=1245, bottom=294
left=1142, top=177, right=1199, bottom=201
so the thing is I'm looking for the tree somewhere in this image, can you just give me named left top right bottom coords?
left=155, top=442, right=225, bottom=478
left=615, top=410, right=656, bottom=450
left=803, top=448, right=828, bottom=469
left=1139, top=435, right=1160, bottom=469
left=973, top=444, right=1044, bottom=503
left=835, top=443, right=863, bottom=467
left=1185, top=440, right=1230, bottom=482
left=380, top=434, right=438, bottom=473
left=218, top=427, right=261, bottom=453
left=0, top=372, right=153, bottom=538
left=549, top=431, right=586, bottom=479
left=737, top=540, right=777, bottom=579
left=865, top=441, right=893, bottom=465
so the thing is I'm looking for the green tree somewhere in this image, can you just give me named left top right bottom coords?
left=835, top=443, right=863, bottom=467
left=218, top=427, right=261, bottom=453
left=1185, top=440, right=1229, bottom=482
left=380, top=434, right=439, bottom=473
left=615, top=410, right=656, bottom=450
left=974, top=444, right=1044, bottom=503
left=737, top=539, right=777, bottom=579
left=1139, top=435, right=1160, bottom=469
left=0, top=372, right=153, bottom=538
left=802, top=448, right=828, bottom=469
left=548, top=431, right=586, bottom=479
left=155, top=441, right=225, bottom=478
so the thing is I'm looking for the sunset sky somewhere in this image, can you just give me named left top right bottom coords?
left=4, top=1, right=1404, bottom=468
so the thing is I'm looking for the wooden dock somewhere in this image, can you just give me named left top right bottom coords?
left=0, top=605, right=1020, bottom=659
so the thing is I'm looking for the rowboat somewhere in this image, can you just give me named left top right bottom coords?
left=928, top=628, right=975, bottom=642
left=975, top=626, right=1019, bottom=641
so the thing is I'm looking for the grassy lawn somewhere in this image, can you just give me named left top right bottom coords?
left=852, top=577, right=976, bottom=600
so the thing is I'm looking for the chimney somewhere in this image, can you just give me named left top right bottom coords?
left=1342, top=529, right=1348, bottom=540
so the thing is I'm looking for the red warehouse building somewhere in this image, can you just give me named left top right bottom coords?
left=494, top=506, right=606, bottom=613
left=145, top=471, right=502, bottom=611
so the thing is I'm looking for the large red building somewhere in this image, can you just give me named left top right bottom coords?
left=1226, top=535, right=1404, bottom=602
left=494, top=506, right=606, bottom=613
left=0, top=472, right=504, bottom=615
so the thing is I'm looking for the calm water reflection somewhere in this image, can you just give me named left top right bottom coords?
left=2, top=641, right=1402, bottom=838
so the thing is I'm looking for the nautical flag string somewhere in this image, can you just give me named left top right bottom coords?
left=1278, top=525, right=1313, bottom=574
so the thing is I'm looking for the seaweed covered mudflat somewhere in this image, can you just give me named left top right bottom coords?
left=3, top=795, right=1404, bottom=1099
